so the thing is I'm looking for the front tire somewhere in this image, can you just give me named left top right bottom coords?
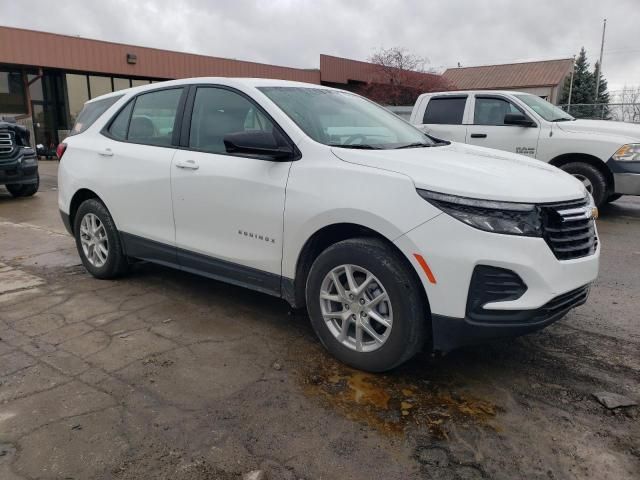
left=305, top=238, right=427, bottom=372
left=73, top=199, right=128, bottom=279
left=559, top=162, right=607, bottom=207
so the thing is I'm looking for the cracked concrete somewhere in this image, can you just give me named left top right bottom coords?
left=0, top=162, right=638, bottom=479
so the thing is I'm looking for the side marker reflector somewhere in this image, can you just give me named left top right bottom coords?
left=414, top=254, right=437, bottom=284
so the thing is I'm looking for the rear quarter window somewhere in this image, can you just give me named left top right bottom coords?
left=423, top=97, right=467, bottom=125
left=69, top=95, right=123, bottom=136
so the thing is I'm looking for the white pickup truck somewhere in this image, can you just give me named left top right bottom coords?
left=409, top=90, right=640, bottom=207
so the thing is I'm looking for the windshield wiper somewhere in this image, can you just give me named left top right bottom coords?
left=550, top=117, right=573, bottom=122
left=395, top=142, right=432, bottom=149
left=328, top=144, right=382, bottom=149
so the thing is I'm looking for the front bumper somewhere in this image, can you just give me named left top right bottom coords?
left=0, top=156, right=38, bottom=185
left=394, top=213, right=599, bottom=352
left=609, top=159, right=640, bottom=195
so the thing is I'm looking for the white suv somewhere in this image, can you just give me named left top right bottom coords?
left=58, top=78, right=599, bottom=372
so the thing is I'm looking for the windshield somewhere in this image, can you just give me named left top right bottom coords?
left=514, top=94, right=574, bottom=122
left=258, top=87, right=435, bottom=149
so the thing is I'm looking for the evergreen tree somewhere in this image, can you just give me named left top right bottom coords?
left=560, top=47, right=595, bottom=117
left=593, top=61, right=611, bottom=119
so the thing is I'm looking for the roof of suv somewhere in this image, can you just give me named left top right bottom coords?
left=86, top=77, right=329, bottom=104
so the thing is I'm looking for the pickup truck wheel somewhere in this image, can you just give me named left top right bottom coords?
left=74, top=199, right=129, bottom=279
left=606, top=193, right=622, bottom=203
left=6, top=175, right=39, bottom=197
left=305, top=238, right=426, bottom=372
left=559, top=162, right=607, bottom=207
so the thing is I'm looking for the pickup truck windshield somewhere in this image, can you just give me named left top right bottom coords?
left=259, top=87, right=435, bottom=149
left=514, top=94, right=574, bottom=122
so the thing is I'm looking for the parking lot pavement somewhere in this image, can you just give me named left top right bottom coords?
left=0, top=161, right=638, bottom=480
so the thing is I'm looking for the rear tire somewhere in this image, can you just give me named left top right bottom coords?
left=6, top=174, right=39, bottom=197
left=559, top=162, right=607, bottom=207
left=305, top=237, right=427, bottom=372
left=74, top=199, right=129, bottom=279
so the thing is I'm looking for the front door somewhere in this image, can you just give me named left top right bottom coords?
left=171, top=86, right=292, bottom=294
left=467, top=95, right=541, bottom=158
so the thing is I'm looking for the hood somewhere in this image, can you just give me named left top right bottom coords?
left=331, top=142, right=586, bottom=203
left=556, top=119, right=640, bottom=142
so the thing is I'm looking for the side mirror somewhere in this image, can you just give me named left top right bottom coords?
left=504, top=113, right=536, bottom=127
left=223, top=131, right=295, bottom=160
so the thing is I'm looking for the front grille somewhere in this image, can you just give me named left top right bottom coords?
left=541, top=197, right=597, bottom=260
left=0, top=131, right=14, bottom=156
left=534, top=284, right=590, bottom=321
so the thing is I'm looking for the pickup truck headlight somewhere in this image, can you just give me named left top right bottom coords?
left=612, top=144, right=640, bottom=162
left=417, top=189, right=542, bottom=236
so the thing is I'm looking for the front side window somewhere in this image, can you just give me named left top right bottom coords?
left=70, top=95, right=122, bottom=136
left=259, top=87, right=434, bottom=149
left=423, top=97, right=466, bottom=125
left=120, top=88, right=182, bottom=146
left=474, top=97, right=522, bottom=125
left=189, top=87, right=277, bottom=154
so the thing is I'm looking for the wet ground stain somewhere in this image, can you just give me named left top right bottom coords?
left=297, top=348, right=500, bottom=438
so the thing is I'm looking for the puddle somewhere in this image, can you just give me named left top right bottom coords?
left=298, top=349, right=499, bottom=438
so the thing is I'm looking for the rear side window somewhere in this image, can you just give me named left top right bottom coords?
left=474, top=97, right=522, bottom=125
left=108, top=101, right=133, bottom=141
left=69, top=95, right=123, bottom=136
left=423, top=97, right=466, bottom=125
left=107, top=88, right=183, bottom=146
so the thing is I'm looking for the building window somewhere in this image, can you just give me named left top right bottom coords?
left=88, top=75, right=112, bottom=99
left=65, top=74, right=90, bottom=126
left=113, top=78, right=131, bottom=92
left=131, top=79, right=151, bottom=88
left=0, top=70, right=27, bottom=114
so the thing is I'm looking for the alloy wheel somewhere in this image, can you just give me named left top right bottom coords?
left=79, top=213, right=109, bottom=268
left=319, top=264, right=393, bottom=352
left=573, top=173, right=594, bottom=194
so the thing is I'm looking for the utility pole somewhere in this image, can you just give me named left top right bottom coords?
left=567, top=55, right=575, bottom=113
left=595, top=18, right=606, bottom=101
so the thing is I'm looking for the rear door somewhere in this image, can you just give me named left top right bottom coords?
left=99, top=87, right=186, bottom=262
left=415, top=95, right=468, bottom=143
left=467, top=94, right=541, bottom=157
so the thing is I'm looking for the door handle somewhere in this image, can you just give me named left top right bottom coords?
left=98, top=148, right=114, bottom=157
left=175, top=159, right=199, bottom=170
left=470, top=133, right=487, bottom=139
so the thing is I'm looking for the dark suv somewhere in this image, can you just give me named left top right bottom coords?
left=0, top=121, right=39, bottom=197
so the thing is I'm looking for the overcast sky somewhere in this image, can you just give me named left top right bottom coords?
left=4, top=0, right=639, bottom=93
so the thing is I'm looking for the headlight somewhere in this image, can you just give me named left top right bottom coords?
left=417, top=189, right=542, bottom=236
left=612, top=144, right=640, bottom=162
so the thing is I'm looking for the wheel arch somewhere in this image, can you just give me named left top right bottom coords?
left=68, top=188, right=103, bottom=231
left=548, top=153, right=613, bottom=192
left=288, top=223, right=431, bottom=321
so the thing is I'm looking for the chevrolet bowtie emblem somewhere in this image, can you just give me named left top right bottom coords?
left=591, top=207, right=599, bottom=220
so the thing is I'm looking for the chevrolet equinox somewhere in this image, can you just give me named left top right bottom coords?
left=58, top=78, right=600, bottom=372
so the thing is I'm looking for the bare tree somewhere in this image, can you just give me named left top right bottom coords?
left=358, top=47, right=452, bottom=105
left=616, top=86, right=640, bottom=123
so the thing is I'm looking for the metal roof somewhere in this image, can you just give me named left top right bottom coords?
left=442, top=59, right=574, bottom=89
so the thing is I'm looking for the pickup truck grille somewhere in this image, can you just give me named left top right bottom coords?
left=541, top=198, right=598, bottom=260
left=0, top=131, right=14, bottom=156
